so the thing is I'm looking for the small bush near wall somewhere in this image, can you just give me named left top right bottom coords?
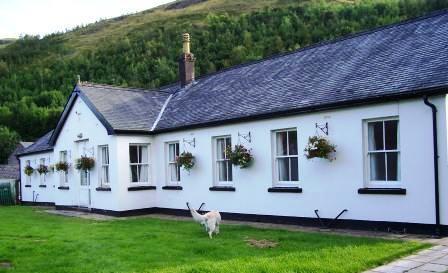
left=176, top=152, right=195, bottom=172
left=304, top=136, right=336, bottom=161
left=226, top=144, right=253, bottom=168
left=75, top=156, right=95, bottom=171
left=24, top=166, right=34, bottom=176
left=37, top=165, right=49, bottom=175
left=55, top=161, right=70, bottom=172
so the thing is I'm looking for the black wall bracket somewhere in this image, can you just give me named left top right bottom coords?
left=314, top=209, right=348, bottom=229
left=238, top=132, right=252, bottom=143
left=183, top=137, right=196, bottom=148
left=315, top=122, right=329, bottom=135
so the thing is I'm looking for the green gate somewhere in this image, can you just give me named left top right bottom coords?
left=0, top=183, right=14, bottom=205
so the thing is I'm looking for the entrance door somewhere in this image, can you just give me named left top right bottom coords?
left=79, top=170, right=91, bottom=208
left=77, top=140, right=91, bottom=208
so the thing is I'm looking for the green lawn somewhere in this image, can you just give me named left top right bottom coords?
left=0, top=207, right=429, bottom=273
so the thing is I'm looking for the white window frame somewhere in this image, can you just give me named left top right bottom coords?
left=59, top=151, right=68, bottom=186
left=363, top=117, right=401, bottom=188
left=166, top=142, right=180, bottom=185
left=39, top=158, right=46, bottom=185
left=98, top=145, right=110, bottom=188
left=272, top=128, right=299, bottom=186
left=80, top=169, right=90, bottom=186
left=25, top=160, right=31, bottom=185
left=129, top=144, right=151, bottom=185
left=213, top=135, right=233, bottom=186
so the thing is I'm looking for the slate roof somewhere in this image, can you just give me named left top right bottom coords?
left=79, top=84, right=175, bottom=132
left=17, top=130, right=54, bottom=156
left=155, top=10, right=448, bottom=131
left=0, top=165, right=19, bottom=180
left=18, top=10, right=448, bottom=156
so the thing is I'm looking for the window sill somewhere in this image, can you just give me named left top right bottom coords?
left=128, top=186, right=156, bottom=191
left=268, top=187, right=302, bottom=193
left=162, top=186, right=183, bottom=190
left=39, top=185, right=47, bottom=188
left=58, top=186, right=69, bottom=190
left=358, top=188, right=406, bottom=195
left=209, top=186, right=235, bottom=192
left=96, top=187, right=111, bottom=192
left=25, top=185, right=31, bottom=188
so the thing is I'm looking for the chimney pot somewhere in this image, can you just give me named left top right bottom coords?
left=182, top=33, right=190, bottom=54
left=179, top=33, right=195, bottom=87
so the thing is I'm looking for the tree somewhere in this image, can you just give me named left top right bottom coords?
left=0, top=126, right=19, bottom=164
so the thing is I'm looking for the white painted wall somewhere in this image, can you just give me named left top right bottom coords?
left=20, top=152, right=55, bottom=203
left=19, top=95, right=448, bottom=226
left=115, top=135, right=156, bottom=211
left=152, top=96, right=448, bottom=225
left=20, top=97, right=118, bottom=210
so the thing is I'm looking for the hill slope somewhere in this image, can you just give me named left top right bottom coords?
left=0, top=0, right=447, bottom=145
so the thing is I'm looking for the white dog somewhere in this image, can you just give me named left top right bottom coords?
left=186, top=202, right=221, bottom=239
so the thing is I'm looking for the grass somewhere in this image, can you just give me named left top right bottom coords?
left=0, top=206, right=429, bottom=273
left=25, top=0, right=353, bottom=52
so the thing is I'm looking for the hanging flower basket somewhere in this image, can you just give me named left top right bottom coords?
left=37, top=164, right=49, bottom=175
left=55, top=161, right=70, bottom=172
left=75, top=156, right=95, bottom=171
left=225, top=144, right=253, bottom=168
left=304, top=136, right=336, bottom=161
left=24, top=165, right=34, bottom=176
left=176, top=152, right=195, bottom=172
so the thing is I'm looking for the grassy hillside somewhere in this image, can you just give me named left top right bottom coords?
left=66, top=0, right=318, bottom=51
left=0, top=38, right=17, bottom=49
left=0, top=0, right=447, bottom=150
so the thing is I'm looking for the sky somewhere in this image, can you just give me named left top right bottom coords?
left=0, top=0, right=174, bottom=38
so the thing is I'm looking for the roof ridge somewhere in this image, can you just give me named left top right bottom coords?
left=81, top=82, right=176, bottom=94
left=186, top=8, right=448, bottom=83
left=79, top=9, right=448, bottom=94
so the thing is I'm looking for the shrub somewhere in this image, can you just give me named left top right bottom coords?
left=55, top=161, right=70, bottom=172
left=75, top=156, right=95, bottom=171
left=176, top=152, right=195, bottom=172
left=225, top=144, right=253, bottom=168
left=304, top=136, right=336, bottom=161
left=37, top=164, right=49, bottom=175
left=24, top=165, right=34, bottom=176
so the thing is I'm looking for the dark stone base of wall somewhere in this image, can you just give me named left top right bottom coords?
left=21, top=201, right=55, bottom=206
left=47, top=205, right=446, bottom=236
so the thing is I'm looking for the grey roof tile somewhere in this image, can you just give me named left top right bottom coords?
left=79, top=83, right=174, bottom=132
left=18, top=10, right=448, bottom=156
left=155, top=10, right=448, bottom=131
left=17, top=131, right=53, bottom=156
left=0, top=165, right=19, bottom=179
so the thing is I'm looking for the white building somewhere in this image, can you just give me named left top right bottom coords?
left=18, top=11, right=448, bottom=235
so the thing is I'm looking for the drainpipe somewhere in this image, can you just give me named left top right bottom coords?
left=423, top=96, right=440, bottom=237
left=17, top=158, right=22, bottom=204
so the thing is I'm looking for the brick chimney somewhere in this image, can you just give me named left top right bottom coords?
left=179, top=33, right=195, bottom=87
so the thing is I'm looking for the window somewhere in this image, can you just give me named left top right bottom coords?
left=273, top=129, right=299, bottom=184
left=39, top=158, right=46, bottom=185
left=214, top=136, right=232, bottom=184
left=80, top=170, right=89, bottom=186
left=167, top=142, right=180, bottom=184
left=129, top=144, right=149, bottom=183
left=25, top=160, right=31, bottom=185
left=366, top=118, right=400, bottom=184
left=99, top=146, right=110, bottom=187
left=59, top=151, right=68, bottom=185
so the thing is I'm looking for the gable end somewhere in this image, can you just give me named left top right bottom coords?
left=49, top=85, right=115, bottom=145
